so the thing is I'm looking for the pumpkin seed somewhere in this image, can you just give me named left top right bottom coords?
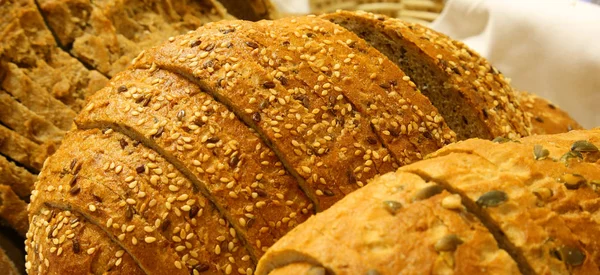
left=412, top=185, right=444, bottom=201
left=552, top=246, right=586, bottom=266
left=434, top=234, right=463, bottom=252
left=590, top=180, right=600, bottom=191
left=308, top=266, right=326, bottom=275
left=558, top=173, right=586, bottom=190
left=571, top=140, right=598, bottom=153
left=476, top=190, right=508, bottom=207
left=492, top=137, right=511, bottom=143
left=383, top=200, right=403, bottom=215
left=533, top=144, right=549, bottom=160
left=532, top=188, right=553, bottom=201
left=366, top=269, right=381, bottom=275
left=559, top=151, right=583, bottom=165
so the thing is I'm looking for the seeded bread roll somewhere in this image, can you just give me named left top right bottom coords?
left=322, top=10, right=531, bottom=140
left=517, top=91, right=583, bottom=135
left=257, top=129, right=600, bottom=275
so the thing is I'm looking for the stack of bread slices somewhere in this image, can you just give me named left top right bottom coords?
left=7, top=5, right=591, bottom=275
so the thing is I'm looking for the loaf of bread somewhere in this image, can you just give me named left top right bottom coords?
left=25, top=11, right=588, bottom=274
left=257, top=128, right=600, bottom=275
left=517, top=91, right=583, bottom=135
left=322, top=10, right=531, bottom=140
left=0, top=0, right=238, bottom=238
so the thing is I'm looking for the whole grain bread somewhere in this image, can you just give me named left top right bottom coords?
left=517, top=91, right=583, bottom=135
left=322, top=10, right=531, bottom=140
left=0, top=185, right=28, bottom=236
left=26, top=13, right=590, bottom=275
left=37, top=0, right=230, bottom=77
left=257, top=129, right=600, bottom=275
left=0, top=154, right=36, bottom=198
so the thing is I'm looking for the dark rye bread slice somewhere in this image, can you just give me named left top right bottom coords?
left=29, top=129, right=254, bottom=274
left=249, top=16, right=455, bottom=164
left=0, top=185, right=28, bottom=236
left=37, top=0, right=230, bottom=77
left=322, top=11, right=532, bottom=140
left=0, top=124, right=55, bottom=172
left=0, top=0, right=108, bottom=111
left=0, top=63, right=76, bottom=131
left=26, top=208, right=144, bottom=274
left=256, top=172, right=520, bottom=275
left=0, top=90, right=65, bottom=145
left=76, top=67, right=314, bottom=258
left=517, top=91, right=583, bottom=135
left=402, top=130, right=600, bottom=274
left=0, top=154, right=36, bottom=198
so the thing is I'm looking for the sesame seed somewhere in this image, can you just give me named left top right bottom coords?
left=87, top=247, right=96, bottom=255
left=145, top=237, right=157, bottom=243
left=88, top=205, right=96, bottom=212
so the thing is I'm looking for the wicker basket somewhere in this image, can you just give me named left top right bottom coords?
left=309, top=0, right=444, bottom=25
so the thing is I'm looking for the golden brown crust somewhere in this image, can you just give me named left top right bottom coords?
left=37, top=0, right=230, bottom=77
left=0, top=154, right=36, bottom=198
left=0, top=185, right=28, bottom=236
left=251, top=16, right=455, bottom=164
left=29, top=129, right=254, bottom=274
left=322, top=11, right=531, bottom=140
left=0, top=90, right=65, bottom=145
left=76, top=67, right=315, bottom=259
left=26, top=207, right=144, bottom=274
left=404, top=129, right=600, bottom=274
left=517, top=91, right=583, bottom=135
left=257, top=172, right=520, bottom=275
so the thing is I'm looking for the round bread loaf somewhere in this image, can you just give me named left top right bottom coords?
left=257, top=129, right=600, bottom=275
left=26, top=12, right=565, bottom=274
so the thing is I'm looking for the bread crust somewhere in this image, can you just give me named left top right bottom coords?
left=256, top=172, right=520, bottom=275
left=29, top=129, right=254, bottom=274
left=517, top=91, right=583, bottom=135
left=322, top=11, right=532, bottom=140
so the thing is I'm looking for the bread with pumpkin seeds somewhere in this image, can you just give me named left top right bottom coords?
left=516, top=91, right=583, bottom=135
left=322, top=10, right=532, bottom=141
left=258, top=129, right=600, bottom=275
left=257, top=172, right=521, bottom=275
left=129, top=16, right=455, bottom=209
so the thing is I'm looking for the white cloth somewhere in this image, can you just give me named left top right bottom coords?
left=431, top=0, right=600, bottom=128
